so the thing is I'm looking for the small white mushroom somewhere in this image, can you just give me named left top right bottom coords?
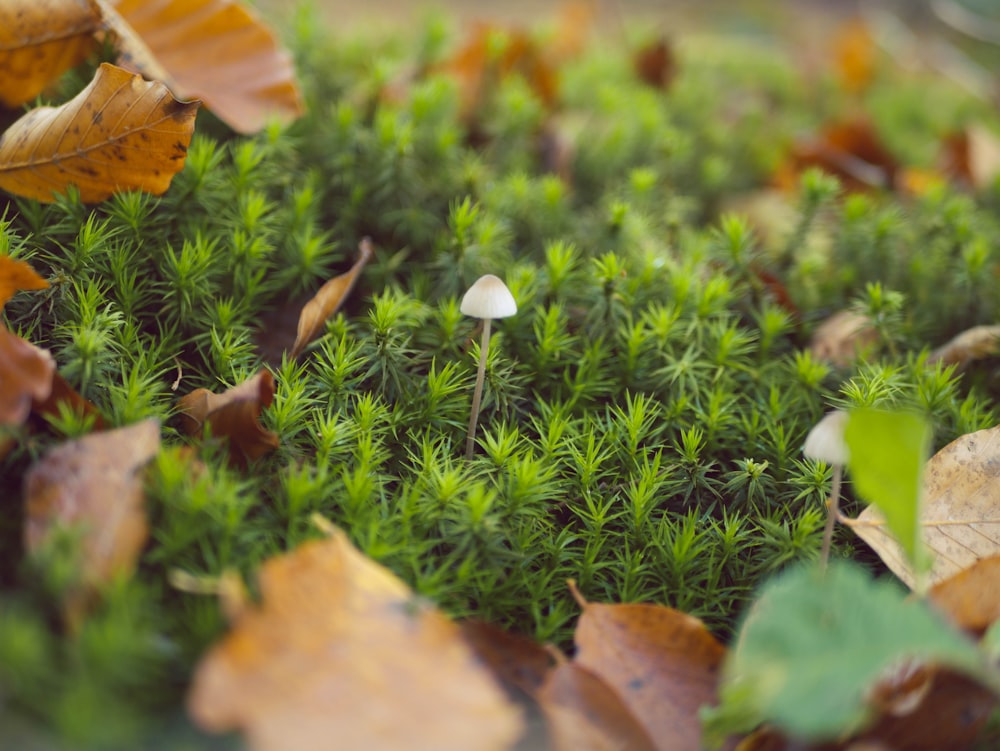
left=461, top=275, right=517, bottom=459
left=803, top=409, right=849, bottom=569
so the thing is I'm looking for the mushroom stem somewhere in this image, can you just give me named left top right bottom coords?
left=465, top=318, right=492, bottom=459
left=819, top=463, right=843, bottom=570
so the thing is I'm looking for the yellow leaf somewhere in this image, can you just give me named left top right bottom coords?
left=103, top=0, right=304, bottom=134
left=844, top=425, right=1000, bottom=588
left=0, top=0, right=102, bottom=107
left=0, top=62, right=198, bottom=202
left=187, top=523, right=523, bottom=751
left=291, top=237, right=373, bottom=358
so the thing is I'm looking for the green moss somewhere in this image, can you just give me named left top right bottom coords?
left=2, top=6, right=1000, bottom=747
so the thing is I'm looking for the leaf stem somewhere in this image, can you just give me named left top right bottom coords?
left=465, top=318, right=491, bottom=459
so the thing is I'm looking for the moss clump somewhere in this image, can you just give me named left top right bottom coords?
left=2, top=6, right=1000, bottom=748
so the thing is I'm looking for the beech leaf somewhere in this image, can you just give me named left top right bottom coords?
left=927, top=324, right=1000, bottom=367
left=0, top=62, right=198, bottom=203
left=845, top=424, right=1000, bottom=589
left=0, top=328, right=55, bottom=449
left=0, top=255, right=49, bottom=309
left=187, top=523, right=523, bottom=751
left=177, top=370, right=279, bottom=464
left=568, top=580, right=728, bottom=751
left=0, top=0, right=102, bottom=108
left=538, top=661, right=658, bottom=751
left=23, top=419, right=160, bottom=619
left=290, top=237, right=373, bottom=358
left=104, top=0, right=304, bottom=134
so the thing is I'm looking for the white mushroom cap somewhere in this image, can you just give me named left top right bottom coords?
left=803, top=409, right=850, bottom=465
left=460, top=274, right=518, bottom=319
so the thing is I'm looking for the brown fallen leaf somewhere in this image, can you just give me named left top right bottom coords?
left=178, top=370, right=278, bottom=464
left=103, top=0, right=304, bottom=134
left=843, top=424, right=1000, bottom=589
left=0, top=62, right=198, bottom=203
left=33, top=370, right=106, bottom=430
left=23, top=418, right=160, bottom=622
left=538, top=659, right=657, bottom=751
left=808, top=309, right=878, bottom=367
left=927, top=324, right=1000, bottom=367
left=567, top=580, right=729, bottom=751
left=187, top=522, right=523, bottom=751
left=459, top=619, right=555, bottom=700
left=633, top=37, right=676, bottom=90
left=0, top=0, right=102, bottom=108
left=930, top=555, right=1000, bottom=634
left=290, top=237, right=374, bottom=358
left=775, top=119, right=899, bottom=195
left=0, top=328, right=56, bottom=458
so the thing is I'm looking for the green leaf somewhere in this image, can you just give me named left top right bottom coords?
left=702, top=562, right=985, bottom=744
left=844, top=408, right=931, bottom=574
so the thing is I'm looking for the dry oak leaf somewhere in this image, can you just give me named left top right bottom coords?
left=538, top=660, right=657, bottom=751
left=808, top=309, right=878, bottom=367
left=0, top=0, right=102, bottom=108
left=0, top=62, right=198, bottom=203
left=187, top=525, right=524, bottom=751
left=23, top=419, right=159, bottom=609
left=930, top=555, right=1000, bottom=634
left=459, top=619, right=555, bottom=700
left=177, top=370, right=278, bottom=463
left=103, top=0, right=304, bottom=134
left=290, top=237, right=374, bottom=358
left=0, top=327, right=55, bottom=458
left=567, top=580, right=730, bottom=751
left=843, top=424, right=1000, bottom=589
left=927, top=324, right=1000, bottom=367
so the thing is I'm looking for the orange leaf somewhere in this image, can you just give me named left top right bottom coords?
left=538, top=660, right=657, bottom=751
left=834, top=19, right=876, bottom=94
left=0, top=0, right=102, bottom=108
left=187, top=524, right=524, bottom=751
left=567, top=581, right=729, bottom=751
left=33, top=371, right=106, bottom=430
left=0, top=255, right=48, bottom=309
left=23, top=418, right=159, bottom=621
left=930, top=556, right=1000, bottom=634
left=0, top=328, right=55, bottom=453
left=177, top=370, right=279, bottom=464
left=104, top=0, right=304, bottom=134
left=0, top=62, right=198, bottom=203
left=290, top=237, right=373, bottom=358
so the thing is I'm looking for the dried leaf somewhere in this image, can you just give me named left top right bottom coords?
left=0, top=62, right=198, bottom=203
left=187, top=524, right=523, bottom=751
left=775, top=119, right=898, bottom=194
left=834, top=19, right=876, bottom=94
left=0, top=0, right=102, bottom=108
left=927, top=324, right=1000, bottom=367
left=808, top=309, right=878, bottom=366
left=930, top=556, right=1000, bottom=634
left=568, top=581, right=727, bottom=751
left=177, top=370, right=278, bottom=464
left=23, top=419, right=159, bottom=619
left=0, top=328, right=55, bottom=455
left=0, top=255, right=48, bottom=308
left=538, top=660, right=657, bottom=751
left=633, top=37, right=676, bottom=90
left=32, top=370, right=106, bottom=430
left=844, top=424, right=1000, bottom=588
left=290, top=237, right=373, bottom=358
left=460, top=620, right=555, bottom=700
left=104, top=0, right=304, bottom=134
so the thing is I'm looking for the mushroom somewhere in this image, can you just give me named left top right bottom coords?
left=803, top=409, right=850, bottom=569
left=460, top=274, right=518, bottom=459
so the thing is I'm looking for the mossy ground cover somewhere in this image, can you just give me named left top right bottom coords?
left=2, top=3, right=1000, bottom=748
